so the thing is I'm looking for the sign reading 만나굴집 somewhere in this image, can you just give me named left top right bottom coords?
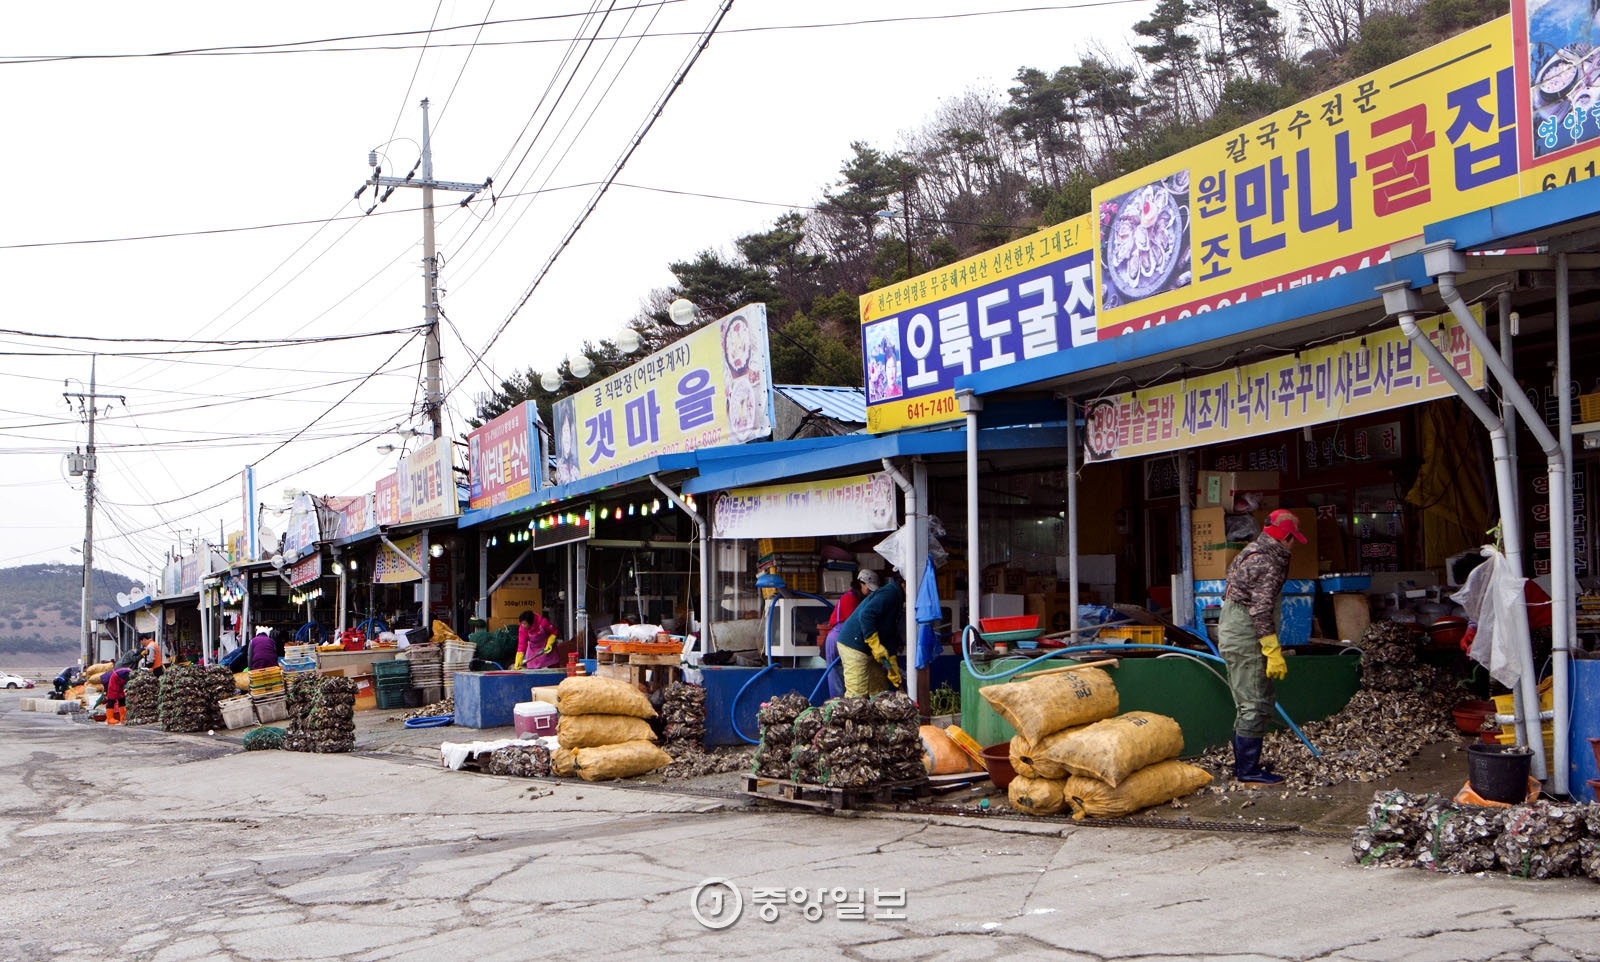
left=859, top=215, right=1096, bottom=433
left=468, top=401, right=545, bottom=510
left=373, top=534, right=426, bottom=584
left=1081, top=309, right=1486, bottom=463
left=1093, top=14, right=1600, bottom=341
left=711, top=472, right=899, bottom=540
left=551, top=304, right=773, bottom=484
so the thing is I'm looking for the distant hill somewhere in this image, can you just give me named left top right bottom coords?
left=0, top=564, right=139, bottom=663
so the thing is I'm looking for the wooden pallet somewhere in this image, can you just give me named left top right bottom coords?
left=739, top=774, right=932, bottom=812
left=596, top=662, right=681, bottom=693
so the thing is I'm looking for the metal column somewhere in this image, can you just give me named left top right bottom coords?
left=1065, top=398, right=1081, bottom=634
left=420, top=528, right=432, bottom=631
left=958, top=390, right=983, bottom=635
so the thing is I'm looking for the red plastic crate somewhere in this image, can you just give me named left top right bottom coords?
left=979, top=615, right=1040, bottom=634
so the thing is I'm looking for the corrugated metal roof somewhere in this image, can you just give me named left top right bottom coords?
left=775, top=384, right=867, bottom=424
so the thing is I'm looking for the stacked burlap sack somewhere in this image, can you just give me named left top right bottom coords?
left=551, top=676, right=672, bottom=781
left=981, top=668, right=1212, bottom=819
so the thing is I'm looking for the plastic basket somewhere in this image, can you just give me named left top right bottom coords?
left=979, top=615, right=1040, bottom=634
left=1581, top=392, right=1600, bottom=423
left=1097, top=624, right=1166, bottom=646
left=758, top=537, right=815, bottom=554
left=375, top=687, right=408, bottom=710
left=220, top=696, right=256, bottom=730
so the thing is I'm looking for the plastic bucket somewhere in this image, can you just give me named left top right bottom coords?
left=980, top=743, right=1016, bottom=790
left=1467, top=743, right=1533, bottom=803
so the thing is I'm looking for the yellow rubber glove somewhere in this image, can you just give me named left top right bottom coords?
left=1259, top=633, right=1287, bottom=680
left=864, top=632, right=903, bottom=688
left=512, top=651, right=526, bottom=670
left=542, top=633, right=558, bottom=655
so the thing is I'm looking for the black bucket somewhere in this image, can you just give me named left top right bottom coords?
left=1467, top=743, right=1532, bottom=804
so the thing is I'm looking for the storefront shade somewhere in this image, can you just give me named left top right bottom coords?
left=859, top=216, right=1096, bottom=433
left=551, top=304, right=774, bottom=484
left=1093, top=13, right=1600, bottom=340
left=373, top=534, right=425, bottom=584
left=1082, top=310, right=1486, bottom=463
left=712, top=472, right=898, bottom=540
left=468, top=401, right=545, bottom=510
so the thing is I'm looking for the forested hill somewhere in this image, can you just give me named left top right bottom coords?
left=472, top=0, right=1508, bottom=428
left=0, top=564, right=138, bottom=663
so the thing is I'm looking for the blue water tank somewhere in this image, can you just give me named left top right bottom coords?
left=1571, top=659, right=1600, bottom=803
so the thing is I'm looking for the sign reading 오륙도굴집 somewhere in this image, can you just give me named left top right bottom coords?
left=1080, top=308, right=1486, bottom=463
left=859, top=215, right=1096, bottom=433
left=1093, top=13, right=1600, bottom=340
left=551, top=304, right=773, bottom=484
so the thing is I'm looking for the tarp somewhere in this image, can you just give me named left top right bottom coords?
left=914, top=557, right=941, bottom=671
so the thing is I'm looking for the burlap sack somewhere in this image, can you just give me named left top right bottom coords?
left=573, top=740, right=673, bottom=781
left=1035, top=711, right=1184, bottom=787
left=1008, top=774, right=1068, bottom=816
left=1010, top=725, right=1089, bottom=780
left=557, top=713, right=658, bottom=749
left=1064, top=760, right=1213, bottom=819
left=552, top=747, right=577, bottom=776
left=978, top=668, right=1117, bottom=743
left=556, top=676, right=657, bottom=719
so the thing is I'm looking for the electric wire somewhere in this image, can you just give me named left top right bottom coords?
left=430, top=0, right=497, bottom=136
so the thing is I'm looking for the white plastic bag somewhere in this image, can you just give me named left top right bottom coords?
left=1450, top=547, right=1527, bottom=690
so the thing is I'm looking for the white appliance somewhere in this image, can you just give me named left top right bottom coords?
left=765, top=596, right=832, bottom=657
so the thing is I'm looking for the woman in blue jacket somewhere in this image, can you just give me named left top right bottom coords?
left=833, top=578, right=905, bottom=698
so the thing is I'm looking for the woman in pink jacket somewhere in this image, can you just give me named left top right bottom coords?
left=515, top=610, right=562, bottom=670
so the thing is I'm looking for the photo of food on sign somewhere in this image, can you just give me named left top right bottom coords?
left=1097, top=172, right=1191, bottom=309
left=863, top=320, right=904, bottom=403
left=720, top=309, right=770, bottom=434
left=1525, top=0, right=1600, bottom=158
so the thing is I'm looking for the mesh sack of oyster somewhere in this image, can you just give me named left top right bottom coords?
left=243, top=726, right=287, bottom=752
left=659, top=682, right=708, bottom=750
left=488, top=743, right=552, bottom=777
left=1494, top=801, right=1589, bottom=879
left=283, top=675, right=358, bottom=753
left=124, top=669, right=161, bottom=725
left=1415, top=804, right=1505, bottom=875
left=751, top=692, right=811, bottom=777
left=399, top=697, right=453, bottom=720
left=1350, top=790, right=1451, bottom=868
left=158, top=664, right=236, bottom=733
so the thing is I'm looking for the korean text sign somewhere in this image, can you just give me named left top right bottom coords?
left=552, top=304, right=773, bottom=484
left=712, top=472, right=898, bottom=540
left=373, top=534, right=425, bottom=584
left=396, top=436, right=458, bottom=522
left=1093, top=16, right=1588, bottom=339
left=468, top=401, right=545, bottom=510
left=1081, top=310, right=1485, bottom=463
left=858, top=216, right=1095, bottom=432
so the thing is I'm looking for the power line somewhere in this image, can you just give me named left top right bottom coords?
left=0, top=325, right=424, bottom=346
left=431, top=0, right=498, bottom=135
left=448, top=0, right=737, bottom=399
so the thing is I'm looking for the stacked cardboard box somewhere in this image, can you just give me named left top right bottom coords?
left=490, top=572, right=543, bottom=631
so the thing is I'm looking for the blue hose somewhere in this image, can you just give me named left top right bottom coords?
left=809, top=656, right=841, bottom=704
left=404, top=715, right=454, bottom=728
left=729, top=601, right=782, bottom=744
left=961, top=626, right=1320, bottom=757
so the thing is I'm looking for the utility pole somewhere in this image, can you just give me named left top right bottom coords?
left=64, top=356, right=124, bottom=666
left=363, top=98, right=490, bottom=439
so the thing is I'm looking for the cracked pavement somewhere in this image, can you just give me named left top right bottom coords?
left=2, top=689, right=1597, bottom=962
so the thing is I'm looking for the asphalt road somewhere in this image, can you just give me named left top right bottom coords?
left=2, top=690, right=1599, bottom=962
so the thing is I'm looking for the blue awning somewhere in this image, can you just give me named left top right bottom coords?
left=1427, top=175, right=1600, bottom=252
left=682, top=424, right=1066, bottom=495
left=458, top=452, right=699, bottom=529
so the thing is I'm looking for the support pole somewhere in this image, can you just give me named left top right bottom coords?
left=1499, top=291, right=1520, bottom=535
left=1177, top=448, right=1195, bottom=630
left=1554, top=251, right=1574, bottom=794
left=576, top=541, right=590, bottom=655
left=650, top=475, right=707, bottom=655
left=477, top=531, right=489, bottom=621
left=1065, top=397, right=1081, bottom=634
left=882, top=458, right=922, bottom=707
left=420, top=528, right=432, bottom=631
left=957, top=389, right=983, bottom=632
left=913, top=459, right=930, bottom=713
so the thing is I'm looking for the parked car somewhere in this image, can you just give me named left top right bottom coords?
left=0, top=672, right=36, bottom=689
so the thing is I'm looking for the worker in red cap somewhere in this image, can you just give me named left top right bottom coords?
left=1217, top=508, right=1307, bottom=784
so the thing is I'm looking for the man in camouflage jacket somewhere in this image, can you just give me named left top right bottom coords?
left=1217, top=509, right=1307, bottom=784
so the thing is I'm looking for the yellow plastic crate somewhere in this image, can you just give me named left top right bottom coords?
left=758, top=537, right=815, bottom=554
left=1097, top=624, right=1166, bottom=646
left=760, top=571, right=820, bottom=599
left=1581, top=392, right=1600, bottom=423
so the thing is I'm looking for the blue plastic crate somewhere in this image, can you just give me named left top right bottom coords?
left=1194, top=582, right=1315, bottom=646
left=1318, top=574, right=1372, bottom=593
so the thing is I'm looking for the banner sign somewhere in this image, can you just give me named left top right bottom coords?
left=552, top=304, right=773, bottom=483
left=712, top=472, right=898, bottom=540
left=180, top=554, right=200, bottom=595
left=287, top=553, right=323, bottom=588
left=1092, top=14, right=1600, bottom=341
left=225, top=530, right=246, bottom=565
left=398, top=436, right=458, bottom=522
left=241, top=466, right=258, bottom=562
left=1082, top=310, right=1485, bottom=462
left=469, top=401, right=545, bottom=509
left=283, top=494, right=322, bottom=558
left=374, top=473, right=400, bottom=527
left=859, top=216, right=1096, bottom=432
left=373, top=535, right=425, bottom=584
left=327, top=495, right=373, bottom=539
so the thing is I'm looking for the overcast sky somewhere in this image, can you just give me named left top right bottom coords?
left=0, top=0, right=1150, bottom=585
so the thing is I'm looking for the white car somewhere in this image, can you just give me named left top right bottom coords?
left=0, top=672, right=36, bottom=689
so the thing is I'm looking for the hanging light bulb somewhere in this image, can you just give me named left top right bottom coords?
left=628, top=503, right=635, bottom=516
left=669, top=298, right=697, bottom=327
left=540, top=371, right=562, bottom=392
left=615, top=507, right=623, bottom=521
left=568, top=354, right=593, bottom=379
left=615, top=328, right=641, bottom=353
left=652, top=499, right=661, bottom=513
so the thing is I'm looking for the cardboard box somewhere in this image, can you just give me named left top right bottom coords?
left=1192, top=546, right=1244, bottom=582
left=353, top=675, right=375, bottom=711
left=488, top=616, right=520, bottom=633
left=491, top=587, right=544, bottom=618
left=1196, top=471, right=1280, bottom=510
left=502, top=573, right=540, bottom=589
left=1253, top=507, right=1319, bottom=580
left=1025, top=592, right=1074, bottom=634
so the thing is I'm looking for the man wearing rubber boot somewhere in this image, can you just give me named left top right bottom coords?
left=1218, top=509, right=1307, bottom=784
left=835, top=577, right=906, bottom=698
